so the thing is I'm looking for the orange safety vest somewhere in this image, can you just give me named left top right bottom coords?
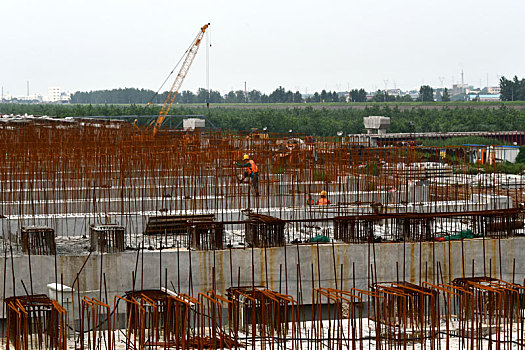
left=317, top=197, right=329, bottom=205
left=248, top=160, right=258, bottom=174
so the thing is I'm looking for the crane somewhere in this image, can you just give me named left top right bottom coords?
left=139, top=23, right=210, bottom=136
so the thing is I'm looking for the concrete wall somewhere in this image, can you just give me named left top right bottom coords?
left=1, top=237, right=523, bottom=318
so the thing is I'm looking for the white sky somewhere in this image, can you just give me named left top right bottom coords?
left=2, top=0, right=525, bottom=96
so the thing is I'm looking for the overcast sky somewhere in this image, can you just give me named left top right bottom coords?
left=2, top=0, right=525, bottom=96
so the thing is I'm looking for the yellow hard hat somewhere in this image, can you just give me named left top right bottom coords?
left=243, top=154, right=250, bottom=160
left=320, top=190, right=327, bottom=196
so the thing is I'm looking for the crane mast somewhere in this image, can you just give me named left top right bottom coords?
left=153, top=23, right=210, bottom=136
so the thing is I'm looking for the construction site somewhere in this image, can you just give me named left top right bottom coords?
left=2, top=24, right=525, bottom=350
left=0, top=112, right=524, bottom=350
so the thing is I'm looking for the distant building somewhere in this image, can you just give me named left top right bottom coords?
left=48, top=87, right=61, bottom=102
left=386, top=89, right=401, bottom=96
left=408, top=91, right=419, bottom=100
left=466, top=88, right=481, bottom=94
left=0, top=93, right=42, bottom=103
left=47, top=87, right=71, bottom=103
left=467, top=94, right=501, bottom=102
left=488, top=86, right=501, bottom=94
left=464, top=144, right=519, bottom=164
left=451, top=84, right=473, bottom=95
left=18, top=94, right=43, bottom=103
left=1, top=94, right=12, bottom=102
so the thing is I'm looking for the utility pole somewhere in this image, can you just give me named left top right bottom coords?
left=244, top=81, right=247, bottom=103
left=27, top=81, right=29, bottom=98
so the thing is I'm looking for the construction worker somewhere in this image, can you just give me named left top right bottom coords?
left=316, top=190, right=330, bottom=205
left=236, top=154, right=259, bottom=196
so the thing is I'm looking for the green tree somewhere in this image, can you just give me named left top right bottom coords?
left=320, top=90, right=328, bottom=102
left=224, top=91, right=237, bottom=103
left=442, top=88, right=450, bottom=102
left=269, top=87, right=286, bottom=103
left=208, top=90, right=223, bottom=103
left=396, top=94, right=414, bottom=102
left=418, top=85, right=434, bottom=102
left=179, top=90, right=196, bottom=103
left=516, top=146, right=525, bottom=164
left=235, top=90, right=246, bottom=102
left=349, top=89, right=358, bottom=102
left=248, top=90, right=262, bottom=103
left=500, top=76, right=525, bottom=101
left=196, top=88, right=209, bottom=103
left=385, top=93, right=396, bottom=102
left=372, top=90, right=385, bottom=102
left=349, top=89, right=367, bottom=102
left=293, top=91, right=303, bottom=103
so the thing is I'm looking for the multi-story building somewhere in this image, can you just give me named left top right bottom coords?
left=451, top=84, right=473, bottom=95
left=46, top=87, right=71, bottom=103
left=48, top=87, right=61, bottom=102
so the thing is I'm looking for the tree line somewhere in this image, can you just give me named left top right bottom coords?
left=2, top=103, right=524, bottom=137
left=70, top=86, right=343, bottom=104
left=65, top=77, right=524, bottom=105
left=500, top=76, right=525, bottom=101
left=68, top=85, right=457, bottom=105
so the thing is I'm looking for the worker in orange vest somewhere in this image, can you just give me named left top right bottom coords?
left=316, top=190, right=330, bottom=205
left=236, top=154, right=259, bottom=196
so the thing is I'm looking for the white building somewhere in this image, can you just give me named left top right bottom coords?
left=488, top=86, right=501, bottom=94
left=48, top=87, right=61, bottom=102
left=46, top=87, right=71, bottom=103
left=19, top=94, right=43, bottom=102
